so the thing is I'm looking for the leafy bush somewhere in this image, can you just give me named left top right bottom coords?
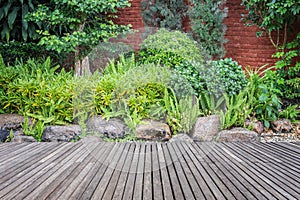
left=95, top=54, right=200, bottom=135
left=273, top=34, right=300, bottom=100
left=242, top=0, right=299, bottom=101
left=26, top=0, right=131, bottom=55
left=0, top=41, right=66, bottom=65
left=141, top=28, right=203, bottom=63
left=141, top=0, right=187, bottom=30
left=188, top=0, right=228, bottom=58
left=0, top=0, right=42, bottom=42
left=138, top=48, right=185, bottom=67
left=0, top=57, right=74, bottom=140
left=245, top=66, right=282, bottom=128
left=210, top=58, right=247, bottom=96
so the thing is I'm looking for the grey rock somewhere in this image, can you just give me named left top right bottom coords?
left=271, top=119, right=293, bottom=133
left=42, top=125, right=82, bottom=142
left=216, top=127, right=259, bottom=142
left=86, top=116, right=127, bottom=139
left=0, top=128, right=10, bottom=142
left=170, top=133, right=193, bottom=143
left=0, top=114, right=33, bottom=131
left=189, top=115, right=220, bottom=141
left=136, top=120, right=171, bottom=141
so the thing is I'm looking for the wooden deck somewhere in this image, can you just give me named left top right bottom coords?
left=0, top=141, right=300, bottom=200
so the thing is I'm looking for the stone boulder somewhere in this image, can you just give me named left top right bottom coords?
left=42, top=125, right=82, bottom=142
left=216, top=128, right=259, bottom=142
left=189, top=115, right=220, bottom=141
left=136, top=120, right=171, bottom=141
left=271, top=119, right=293, bottom=133
left=0, top=128, right=10, bottom=142
left=169, top=133, right=193, bottom=143
left=86, top=116, right=127, bottom=139
left=0, top=114, right=33, bottom=131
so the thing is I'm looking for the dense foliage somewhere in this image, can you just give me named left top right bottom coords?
left=141, top=0, right=187, bottom=30
left=210, top=58, right=247, bottom=96
left=140, top=0, right=227, bottom=58
left=242, top=0, right=299, bottom=43
left=141, top=28, right=203, bottom=63
left=188, top=0, right=228, bottom=58
left=0, top=0, right=43, bottom=42
left=1, top=1, right=299, bottom=141
left=0, top=56, right=74, bottom=141
left=26, top=0, right=131, bottom=55
left=242, top=0, right=300, bottom=100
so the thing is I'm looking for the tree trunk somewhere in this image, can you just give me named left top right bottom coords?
left=75, top=55, right=91, bottom=76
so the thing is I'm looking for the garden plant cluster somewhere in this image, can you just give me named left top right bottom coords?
left=0, top=0, right=299, bottom=141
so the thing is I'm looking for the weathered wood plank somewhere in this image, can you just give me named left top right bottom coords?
left=156, top=142, right=174, bottom=200
left=273, top=142, right=300, bottom=154
left=78, top=142, right=118, bottom=199
left=111, top=143, right=136, bottom=199
left=22, top=142, right=88, bottom=200
left=172, top=142, right=206, bottom=200
left=0, top=143, right=63, bottom=180
left=90, top=142, right=127, bottom=199
left=132, top=143, right=146, bottom=200
left=0, top=143, right=80, bottom=199
left=151, top=143, right=163, bottom=200
left=179, top=142, right=216, bottom=200
left=227, top=143, right=300, bottom=198
left=0, top=143, right=28, bottom=155
left=0, top=141, right=299, bottom=200
left=0, top=142, right=41, bottom=164
left=122, top=143, right=141, bottom=200
left=101, top=143, right=131, bottom=200
left=235, top=142, right=300, bottom=180
left=143, top=143, right=153, bottom=200
left=43, top=143, right=99, bottom=200
left=244, top=143, right=300, bottom=171
left=161, top=142, right=184, bottom=199
left=213, top=143, right=290, bottom=200
left=68, top=142, right=115, bottom=199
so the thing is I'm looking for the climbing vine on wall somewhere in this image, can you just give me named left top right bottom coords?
left=188, top=0, right=228, bottom=58
left=141, top=0, right=187, bottom=30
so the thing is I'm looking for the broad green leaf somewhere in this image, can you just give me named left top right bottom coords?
left=1, top=22, right=10, bottom=41
left=4, top=1, right=12, bottom=16
left=8, top=7, right=19, bottom=29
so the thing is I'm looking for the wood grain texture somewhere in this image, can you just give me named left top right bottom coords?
left=0, top=141, right=299, bottom=199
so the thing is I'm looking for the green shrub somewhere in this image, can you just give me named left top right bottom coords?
left=95, top=54, right=200, bottom=135
left=138, top=48, right=185, bottom=67
left=210, top=58, right=247, bottom=96
left=188, top=0, right=228, bottom=58
left=141, top=0, right=187, bottom=30
left=141, top=28, right=204, bottom=63
left=0, top=0, right=41, bottom=42
left=0, top=41, right=66, bottom=65
left=0, top=58, right=74, bottom=140
left=273, top=34, right=300, bottom=100
left=245, top=66, right=282, bottom=128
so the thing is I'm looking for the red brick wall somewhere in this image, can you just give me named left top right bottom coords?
left=223, top=0, right=276, bottom=69
left=115, top=0, right=281, bottom=69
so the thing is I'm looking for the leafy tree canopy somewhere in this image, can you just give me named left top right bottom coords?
left=26, top=0, right=131, bottom=54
